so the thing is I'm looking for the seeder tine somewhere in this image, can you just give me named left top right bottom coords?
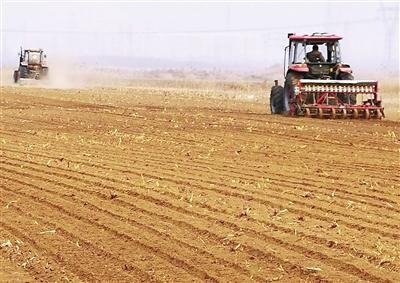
left=318, top=108, right=324, bottom=119
left=331, top=108, right=336, bottom=119
left=364, top=109, right=371, bottom=119
left=353, top=109, right=359, bottom=119
left=342, top=108, right=347, bottom=119
left=305, top=108, right=311, bottom=118
left=376, top=109, right=384, bottom=119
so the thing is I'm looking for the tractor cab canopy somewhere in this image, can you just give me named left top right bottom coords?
left=21, top=48, right=46, bottom=65
left=287, top=33, right=343, bottom=65
left=288, top=33, right=343, bottom=42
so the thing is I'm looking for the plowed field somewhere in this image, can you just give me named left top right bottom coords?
left=1, top=86, right=399, bottom=282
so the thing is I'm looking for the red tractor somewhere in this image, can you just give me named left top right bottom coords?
left=270, top=33, right=384, bottom=119
left=14, top=47, right=49, bottom=83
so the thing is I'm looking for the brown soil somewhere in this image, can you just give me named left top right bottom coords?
left=1, top=86, right=399, bottom=282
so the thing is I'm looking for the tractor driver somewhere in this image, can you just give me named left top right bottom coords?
left=306, top=44, right=325, bottom=63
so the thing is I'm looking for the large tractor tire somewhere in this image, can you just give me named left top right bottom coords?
left=283, top=72, right=304, bottom=115
left=270, top=85, right=284, bottom=114
left=338, top=72, right=356, bottom=105
left=19, top=66, right=28, bottom=79
left=13, top=70, right=20, bottom=83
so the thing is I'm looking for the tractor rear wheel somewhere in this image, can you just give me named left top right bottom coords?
left=270, top=85, right=284, bottom=114
left=283, top=72, right=304, bottom=115
left=19, top=66, right=28, bottom=79
left=13, top=70, right=20, bottom=83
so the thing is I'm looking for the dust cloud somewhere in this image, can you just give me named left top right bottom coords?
left=44, top=57, right=87, bottom=89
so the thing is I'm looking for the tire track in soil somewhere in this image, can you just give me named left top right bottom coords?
left=0, top=183, right=221, bottom=283
left=7, top=149, right=400, bottom=239
left=1, top=166, right=328, bottom=282
left=3, top=166, right=300, bottom=282
left=1, top=191, right=159, bottom=282
left=2, top=128, right=398, bottom=201
left=70, top=146, right=399, bottom=216
left=0, top=224, right=82, bottom=282
left=2, top=111, right=398, bottom=173
left=3, top=146, right=400, bottom=237
left=3, top=113, right=399, bottom=169
left=3, top=139, right=397, bottom=214
left=0, top=177, right=275, bottom=282
left=1, top=140, right=400, bottom=229
left=3, top=102, right=397, bottom=155
left=4, top=150, right=398, bottom=271
left=4, top=152, right=398, bottom=241
left=0, top=219, right=102, bottom=282
left=1, top=149, right=398, bottom=262
left=1, top=163, right=396, bottom=282
left=2, top=88, right=399, bottom=282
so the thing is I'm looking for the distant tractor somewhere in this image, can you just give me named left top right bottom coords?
left=270, top=33, right=384, bottom=119
left=14, top=47, right=49, bottom=83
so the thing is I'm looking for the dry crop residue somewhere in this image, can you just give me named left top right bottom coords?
left=1, top=86, right=399, bottom=282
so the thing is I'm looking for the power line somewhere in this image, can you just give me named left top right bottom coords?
left=0, top=17, right=386, bottom=35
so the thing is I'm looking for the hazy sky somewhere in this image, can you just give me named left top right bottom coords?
left=1, top=1, right=399, bottom=74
